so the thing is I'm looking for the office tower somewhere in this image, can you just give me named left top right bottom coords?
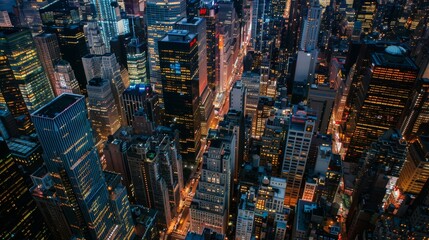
left=174, top=17, right=208, bottom=96
left=122, top=84, right=160, bottom=126
left=198, top=5, right=218, bottom=90
left=398, top=136, right=429, bottom=195
left=190, top=139, right=233, bottom=234
left=400, top=78, right=429, bottom=141
left=34, top=33, right=62, bottom=92
left=174, top=17, right=214, bottom=135
left=127, top=37, right=147, bottom=84
left=282, top=105, right=316, bottom=207
left=346, top=46, right=418, bottom=162
left=30, top=166, right=73, bottom=239
left=84, top=21, right=107, bottom=55
left=53, top=60, right=81, bottom=95
left=300, top=0, right=322, bottom=52
left=101, top=53, right=127, bottom=123
left=260, top=112, right=289, bottom=175
left=104, top=171, right=135, bottom=239
left=308, top=83, right=336, bottom=134
left=347, top=129, right=407, bottom=239
left=127, top=130, right=183, bottom=226
left=241, top=72, right=261, bottom=117
left=40, top=1, right=89, bottom=94
left=31, top=94, right=134, bottom=239
left=252, top=96, right=274, bottom=139
left=0, top=140, right=51, bottom=239
left=87, top=78, right=122, bottom=142
left=230, top=81, right=247, bottom=113
left=0, top=28, right=54, bottom=134
left=146, top=0, right=185, bottom=93
left=0, top=55, right=33, bottom=134
left=46, top=24, right=89, bottom=94
left=159, top=30, right=201, bottom=163
left=104, top=138, right=133, bottom=199
left=93, top=0, right=129, bottom=51
left=83, top=53, right=127, bottom=124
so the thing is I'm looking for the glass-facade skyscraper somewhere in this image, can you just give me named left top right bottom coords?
left=0, top=28, right=54, bottom=134
left=146, top=0, right=186, bottom=93
left=159, top=30, right=201, bottom=163
left=31, top=94, right=134, bottom=239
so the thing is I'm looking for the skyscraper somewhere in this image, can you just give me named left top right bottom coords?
left=398, top=135, right=429, bottom=195
left=346, top=46, right=418, bottom=162
left=299, top=0, right=322, bottom=52
left=146, top=0, right=186, bottom=93
left=34, top=33, right=62, bottom=93
left=0, top=28, right=54, bottom=133
left=84, top=21, right=107, bottom=55
left=400, top=78, right=429, bottom=141
left=190, top=139, right=233, bottom=234
left=31, top=94, right=134, bottom=239
left=0, top=140, right=51, bottom=239
left=174, top=16, right=214, bottom=136
left=282, top=105, right=316, bottom=207
left=159, top=30, right=201, bottom=163
left=87, top=78, right=122, bottom=142
left=127, top=130, right=183, bottom=227
left=198, top=5, right=218, bottom=91
left=0, top=53, right=32, bottom=134
left=127, top=37, right=148, bottom=84
left=92, top=0, right=129, bottom=51
left=53, top=60, right=81, bottom=95
left=122, top=84, right=160, bottom=126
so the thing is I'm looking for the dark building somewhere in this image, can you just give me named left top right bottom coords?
left=159, top=30, right=201, bottom=163
left=346, top=46, right=418, bottom=162
left=198, top=5, right=218, bottom=91
left=0, top=140, right=51, bottom=239
left=346, top=129, right=407, bottom=239
left=122, top=84, right=160, bottom=126
left=400, top=78, right=429, bottom=141
left=30, top=166, right=73, bottom=239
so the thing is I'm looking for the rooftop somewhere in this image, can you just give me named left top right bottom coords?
left=176, top=17, right=204, bottom=26
left=32, top=94, right=83, bottom=119
left=371, top=47, right=418, bottom=70
left=7, top=138, right=40, bottom=157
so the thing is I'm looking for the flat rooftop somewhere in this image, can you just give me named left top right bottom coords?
left=32, top=94, right=83, bottom=119
left=7, top=138, right=39, bottom=157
